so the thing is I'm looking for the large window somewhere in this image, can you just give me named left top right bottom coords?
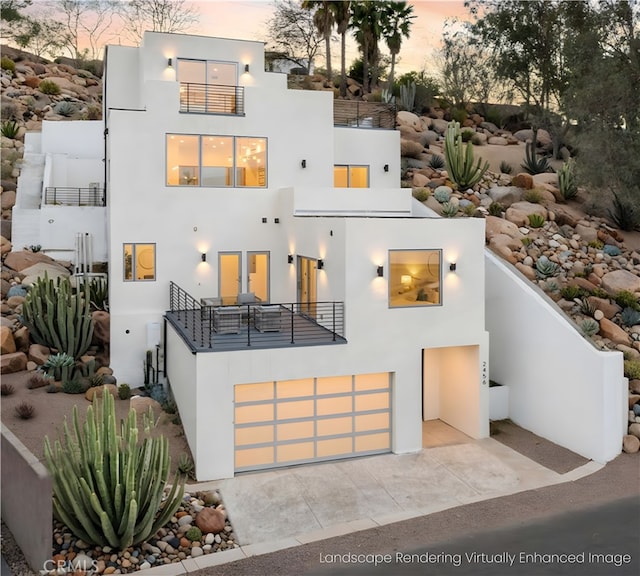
left=167, top=135, right=266, bottom=187
left=124, top=243, right=156, bottom=281
left=178, top=59, right=240, bottom=114
left=334, top=165, right=369, bottom=188
left=388, top=250, right=441, bottom=307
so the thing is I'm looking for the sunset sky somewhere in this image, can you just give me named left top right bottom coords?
left=186, top=0, right=468, bottom=75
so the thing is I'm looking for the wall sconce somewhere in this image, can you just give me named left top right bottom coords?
left=317, top=258, right=324, bottom=270
left=262, top=217, right=267, bottom=223
left=301, top=159, right=306, bottom=169
left=201, top=253, right=207, bottom=263
left=274, top=218, right=280, bottom=224
left=383, top=164, right=389, bottom=172
left=376, top=265, right=384, bottom=277
left=449, top=262, right=457, bottom=272
left=288, top=254, right=294, bottom=264
left=167, top=58, right=173, bottom=68
left=244, top=63, right=250, bottom=73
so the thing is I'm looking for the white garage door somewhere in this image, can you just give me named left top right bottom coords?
left=234, top=373, right=391, bottom=472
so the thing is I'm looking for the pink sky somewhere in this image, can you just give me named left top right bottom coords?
left=188, top=0, right=468, bottom=75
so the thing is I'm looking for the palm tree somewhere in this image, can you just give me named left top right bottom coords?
left=350, top=0, right=382, bottom=93
left=334, top=0, right=351, bottom=97
left=381, top=1, right=415, bottom=88
left=302, top=1, right=337, bottom=81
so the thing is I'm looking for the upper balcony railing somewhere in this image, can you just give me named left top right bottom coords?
left=179, top=82, right=245, bottom=115
left=44, top=187, right=105, bottom=206
left=333, top=100, right=396, bottom=129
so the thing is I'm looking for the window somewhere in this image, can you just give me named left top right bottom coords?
left=388, top=249, right=441, bottom=307
left=124, top=244, right=156, bottom=281
left=334, top=165, right=369, bottom=188
left=167, top=135, right=266, bottom=187
left=178, top=59, right=241, bottom=114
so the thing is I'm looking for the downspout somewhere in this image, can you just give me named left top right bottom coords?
left=103, top=45, right=109, bottom=206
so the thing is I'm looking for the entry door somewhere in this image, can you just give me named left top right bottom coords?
left=248, top=252, right=269, bottom=303
left=219, top=252, right=241, bottom=304
left=297, top=256, right=317, bottom=316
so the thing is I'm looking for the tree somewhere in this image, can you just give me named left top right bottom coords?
left=301, top=1, right=338, bottom=82
left=380, top=1, right=414, bottom=88
left=0, top=0, right=32, bottom=46
left=350, top=0, right=383, bottom=93
left=117, top=0, right=199, bottom=46
left=13, top=16, right=65, bottom=58
left=334, top=0, right=350, bottom=96
left=266, top=0, right=323, bottom=73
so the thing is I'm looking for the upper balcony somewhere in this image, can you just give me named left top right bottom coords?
left=44, top=186, right=106, bottom=207
left=333, top=100, right=396, bottom=129
left=179, top=82, right=245, bottom=116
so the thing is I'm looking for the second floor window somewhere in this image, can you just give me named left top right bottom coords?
left=167, top=134, right=267, bottom=187
left=178, top=59, right=242, bottom=115
left=334, top=165, right=369, bottom=188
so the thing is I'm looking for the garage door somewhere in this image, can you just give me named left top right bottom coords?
left=234, top=373, right=391, bottom=472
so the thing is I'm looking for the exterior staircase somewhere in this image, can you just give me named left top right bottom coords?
left=11, top=152, right=45, bottom=250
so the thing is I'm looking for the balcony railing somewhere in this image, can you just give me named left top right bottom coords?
left=179, top=82, right=245, bottom=115
left=44, top=187, right=105, bottom=206
left=333, top=100, right=396, bottom=129
left=167, top=281, right=346, bottom=352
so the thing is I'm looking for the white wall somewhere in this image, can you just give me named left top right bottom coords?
left=41, top=121, right=103, bottom=157
left=39, top=207, right=107, bottom=261
left=485, top=250, right=626, bottom=463
left=293, top=187, right=412, bottom=216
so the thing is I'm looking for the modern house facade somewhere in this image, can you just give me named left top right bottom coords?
left=101, top=32, right=489, bottom=480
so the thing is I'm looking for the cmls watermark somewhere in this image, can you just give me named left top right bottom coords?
left=40, top=557, right=99, bottom=575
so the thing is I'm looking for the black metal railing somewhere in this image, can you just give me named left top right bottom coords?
left=333, top=100, right=396, bottom=129
left=179, top=82, right=245, bottom=115
left=168, top=281, right=345, bottom=352
left=44, top=187, right=105, bottom=206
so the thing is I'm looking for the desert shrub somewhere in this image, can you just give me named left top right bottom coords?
left=608, top=191, right=640, bottom=231
left=462, top=203, right=476, bottom=216
left=521, top=237, right=532, bottom=247
left=1, top=120, right=19, bottom=139
left=624, top=359, right=640, bottom=380
left=118, top=383, right=131, bottom=400
left=527, top=213, right=545, bottom=228
left=580, top=318, right=599, bottom=337
left=488, top=202, right=504, bottom=216
left=428, top=154, right=445, bottom=169
left=84, top=104, right=102, bottom=120
left=28, top=373, right=52, bottom=389
left=440, top=201, right=458, bottom=217
left=1, top=101, right=17, bottom=121
left=615, top=291, right=640, bottom=311
left=451, top=107, right=467, bottom=124
left=560, top=286, right=583, bottom=300
left=461, top=129, right=474, bottom=143
left=15, top=402, right=35, bottom=419
left=523, top=189, right=543, bottom=204
left=185, top=526, right=202, bottom=542
left=38, top=79, right=61, bottom=95
left=1, top=57, right=15, bottom=74
left=44, top=391, right=184, bottom=549
left=499, top=160, right=513, bottom=174
left=62, top=378, right=85, bottom=394
left=46, top=383, right=59, bottom=393
left=1, top=383, right=15, bottom=396
left=620, top=307, right=640, bottom=327
left=412, top=187, right=430, bottom=201
left=588, top=239, right=604, bottom=250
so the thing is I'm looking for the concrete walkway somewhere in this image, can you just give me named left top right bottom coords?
left=144, top=434, right=602, bottom=576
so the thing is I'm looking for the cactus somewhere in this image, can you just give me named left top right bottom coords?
left=44, top=391, right=184, bottom=549
left=444, top=121, right=489, bottom=190
left=21, top=272, right=94, bottom=359
left=399, top=82, right=416, bottom=112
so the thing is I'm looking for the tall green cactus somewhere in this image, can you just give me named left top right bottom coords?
left=44, top=391, right=185, bottom=549
left=22, top=272, right=94, bottom=358
left=444, top=121, right=490, bottom=190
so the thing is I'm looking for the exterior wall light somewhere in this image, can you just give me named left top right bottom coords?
left=262, top=217, right=267, bottom=223
left=201, top=253, right=207, bottom=262
left=317, top=258, right=324, bottom=270
left=167, top=58, right=173, bottom=68
left=244, top=64, right=250, bottom=73
left=288, top=254, right=294, bottom=264
left=449, top=262, right=457, bottom=272
left=377, top=265, right=384, bottom=277
left=383, top=164, right=389, bottom=172
left=301, top=159, right=306, bottom=168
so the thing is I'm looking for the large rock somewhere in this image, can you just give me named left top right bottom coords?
left=628, top=423, right=640, bottom=440
left=0, top=351, right=27, bottom=374
left=195, top=508, right=226, bottom=534
left=12, top=326, right=29, bottom=352
left=600, top=270, right=640, bottom=296
left=400, top=139, right=424, bottom=158
left=0, top=235, right=11, bottom=254
left=396, top=111, right=422, bottom=131
left=622, top=434, right=639, bottom=453
left=575, top=223, right=598, bottom=243
left=28, top=343, right=50, bottom=365
left=1, top=189, right=16, bottom=210
left=505, top=201, right=548, bottom=226
left=511, top=173, right=534, bottom=189
left=598, top=318, right=631, bottom=346
left=3, top=250, right=58, bottom=272
left=0, top=325, right=16, bottom=354
left=85, top=384, right=118, bottom=401
left=487, top=136, right=508, bottom=146
left=430, top=118, right=450, bottom=135
left=92, top=311, right=110, bottom=347
left=487, top=186, right=523, bottom=208
left=485, top=215, right=524, bottom=241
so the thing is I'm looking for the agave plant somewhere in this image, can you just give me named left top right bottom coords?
left=535, top=256, right=560, bottom=279
left=527, top=213, right=545, bottom=228
left=440, top=201, right=458, bottom=218
left=44, top=391, right=184, bottom=549
left=620, top=307, right=640, bottom=327
left=521, top=139, right=551, bottom=175
left=557, top=159, right=578, bottom=201
left=580, top=318, right=599, bottom=337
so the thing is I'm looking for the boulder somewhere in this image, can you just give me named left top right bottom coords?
left=13, top=326, right=29, bottom=352
left=600, top=270, right=640, bottom=296
left=575, top=223, right=598, bottom=243
left=419, top=130, right=439, bottom=147
left=487, top=186, right=523, bottom=208
left=430, top=118, right=450, bottom=135
left=21, top=262, right=70, bottom=286
left=400, top=140, right=424, bottom=159
left=487, top=136, right=508, bottom=146
left=396, top=111, right=422, bottom=131
left=195, top=508, right=226, bottom=534
left=515, top=262, right=537, bottom=281
left=623, top=434, right=640, bottom=453
left=1, top=189, right=16, bottom=210
left=628, top=423, right=640, bottom=440
left=85, top=384, right=118, bottom=401
left=598, top=318, right=631, bottom=346
left=0, top=235, right=11, bottom=254
left=4, top=250, right=57, bottom=272
left=92, top=311, right=110, bottom=347
left=0, top=351, right=27, bottom=374
left=510, top=173, right=534, bottom=189
left=485, top=215, right=524, bottom=241
left=28, top=343, right=50, bottom=365
left=412, top=173, right=429, bottom=187
left=0, top=325, right=16, bottom=354
left=630, top=379, right=640, bottom=394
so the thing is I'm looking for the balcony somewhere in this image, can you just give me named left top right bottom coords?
left=333, top=100, right=396, bottom=129
left=44, top=187, right=105, bottom=206
left=166, top=282, right=346, bottom=353
left=179, top=82, right=245, bottom=115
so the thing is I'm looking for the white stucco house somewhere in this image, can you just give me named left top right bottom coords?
left=95, top=31, right=490, bottom=480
